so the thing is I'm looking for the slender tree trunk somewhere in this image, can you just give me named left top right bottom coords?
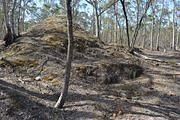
left=156, top=31, right=160, bottom=51
left=119, top=25, right=123, bottom=45
left=150, top=4, right=155, bottom=51
left=99, top=9, right=102, bottom=38
left=119, top=23, right=123, bottom=45
left=120, top=0, right=130, bottom=48
left=94, top=3, right=100, bottom=39
left=11, top=0, right=17, bottom=37
left=142, top=26, right=146, bottom=49
left=21, top=0, right=28, bottom=32
left=172, top=22, right=176, bottom=50
left=111, top=28, right=114, bottom=43
left=150, top=9, right=155, bottom=50
left=114, top=0, right=118, bottom=44
left=54, top=0, right=74, bottom=108
left=176, top=32, right=179, bottom=50
left=156, top=0, right=164, bottom=51
left=22, top=7, right=25, bottom=31
left=107, top=19, right=110, bottom=43
left=92, top=7, right=96, bottom=35
left=131, top=0, right=151, bottom=48
left=2, top=0, right=9, bottom=27
left=18, top=0, right=22, bottom=36
left=172, top=0, right=176, bottom=50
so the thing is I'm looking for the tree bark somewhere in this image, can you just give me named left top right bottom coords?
left=150, top=24, right=153, bottom=50
left=2, top=0, right=9, bottom=27
left=54, top=0, right=74, bottom=108
left=114, top=0, right=118, bottom=44
left=94, top=1, right=100, bottom=39
left=92, top=7, right=96, bottom=35
left=156, top=0, right=164, bottom=51
left=172, top=0, right=176, bottom=50
left=176, top=31, right=179, bottom=50
left=142, top=25, right=146, bottom=49
left=150, top=10, right=154, bottom=50
left=11, top=0, right=17, bottom=37
left=18, top=0, right=22, bottom=36
left=131, top=0, right=151, bottom=48
left=120, top=0, right=130, bottom=48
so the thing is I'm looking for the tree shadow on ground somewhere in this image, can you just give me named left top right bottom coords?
left=124, top=73, right=180, bottom=120
left=0, top=79, right=101, bottom=120
left=0, top=70, right=180, bottom=120
left=127, top=101, right=180, bottom=120
left=71, top=70, right=180, bottom=119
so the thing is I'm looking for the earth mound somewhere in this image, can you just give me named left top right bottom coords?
left=0, top=15, right=143, bottom=83
left=0, top=16, right=161, bottom=120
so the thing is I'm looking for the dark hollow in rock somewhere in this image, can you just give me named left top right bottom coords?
left=74, top=63, right=144, bottom=85
left=99, top=63, right=143, bottom=84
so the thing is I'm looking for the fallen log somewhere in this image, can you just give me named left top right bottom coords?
left=132, top=49, right=180, bottom=66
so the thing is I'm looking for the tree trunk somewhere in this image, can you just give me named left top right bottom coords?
left=120, top=0, right=130, bottom=48
left=22, top=7, right=25, bottom=31
left=150, top=4, right=155, bottom=51
left=114, top=0, right=118, bottom=44
left=150, top=23, right=153, bottom=50
left=131, top=0, right=151, bottom=48
left=116, top=16, right=123, bottom=45
left=176, top=32, right=179, bottom=50
left=156, top=32, right=160, bottom=51
left=94, top=3, right=100, bottom=39
left=142, top=26, right=146, bottom=49
left=156, top=0, right=164, bottom=51
left=92, top=7, right=96, bottom=35
left=172, top=0, right=176, bottom=51
left=2, top=0, right=9, bottom=27
left=54, top=0, right=74, bottom=108
left=18, top=0, right=22, bottom=36
left=11, top=0, right=17, bottom=37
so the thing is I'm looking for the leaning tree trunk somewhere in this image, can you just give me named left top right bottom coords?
left=120, top=0, right=130, bottom=49
left=131, top=0, right=151, bottom=49
left=54, top=0, right=74, bottom=108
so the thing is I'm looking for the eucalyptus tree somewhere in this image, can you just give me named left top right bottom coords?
left=120, top=0, right=152, bottom=49
left=2, top=0, right=8, bottom=28
left=11, top=0, right=17, bottom=37
left=172, top=0, right=177, bottom=50
left=85, top=0, right=119, bottom=39
left=149, top=1, right=156, bottom=50
left=114, top=0, right=118, bottom=43
left=155, top=0, right=165, bottom=51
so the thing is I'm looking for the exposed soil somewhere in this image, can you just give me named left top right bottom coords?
left=0, top=16, right=179, bottom=120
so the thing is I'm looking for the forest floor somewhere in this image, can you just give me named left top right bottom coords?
left=0, top=16, right=180, bottom=120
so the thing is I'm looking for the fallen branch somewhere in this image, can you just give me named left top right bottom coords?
left=37, top=57, right=49, bottom=76
left=133, top=50, right=180, bottom=66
